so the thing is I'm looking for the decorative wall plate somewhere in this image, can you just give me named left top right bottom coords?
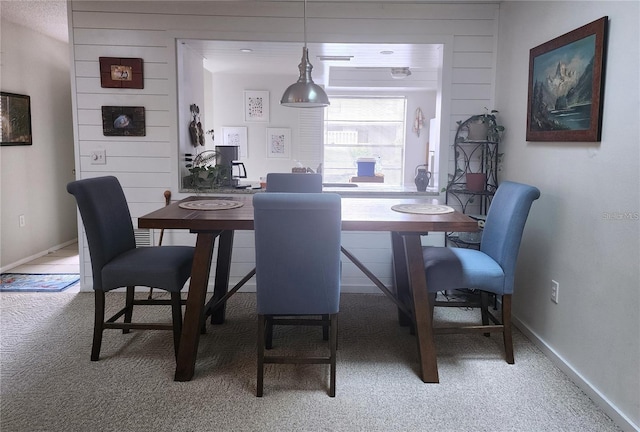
left=391, top=203, right=454, bottom=215
left=178, top=200, right=244, bottom=211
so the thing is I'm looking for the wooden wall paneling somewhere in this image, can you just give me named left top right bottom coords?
left=75, top=77, right=168, bottom=95
left=79, top=141, right=172, bottom=158
left=76, top=94, right=168, bottom=109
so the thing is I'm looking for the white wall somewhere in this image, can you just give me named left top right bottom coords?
left=496, top=2, right=639, bottom=430
left=0, top=19, right=77, bottom=270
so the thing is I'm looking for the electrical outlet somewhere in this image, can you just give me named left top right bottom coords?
left=551, top=280, right=559, bottom=304
left=19, top=214, right=26, bottom=227
left=90, top=150, right=106, bottom=165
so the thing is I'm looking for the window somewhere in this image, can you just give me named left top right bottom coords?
left=323, top=97, right=407, bottom=184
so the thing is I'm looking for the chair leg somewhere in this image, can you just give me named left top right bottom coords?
left=480, top=291, right=490, bottom=337
left=91, top=291, right=106, bottom=361
left=265, top=316, right=274, bottom=350
left=257, top=315, right=266, bottom=397
left=329, top=314, right=338, bottom=397
left=502, top=294, right=514, bottom=364
left=170, top=292, right=183, bottom=359
left=322, top=314, right=329, bottom=341
left=123, top=286, right=134, bottom=334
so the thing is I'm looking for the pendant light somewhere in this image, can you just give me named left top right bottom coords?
left=280, top=0, right=330, bottom=108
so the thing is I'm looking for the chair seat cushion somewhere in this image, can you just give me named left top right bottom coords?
left=101, top=246, right=194, bottom=292
left=422, top=247, right=505, bottom=295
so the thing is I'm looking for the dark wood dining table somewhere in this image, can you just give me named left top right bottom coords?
left=138, top=194, right=478, bottom=383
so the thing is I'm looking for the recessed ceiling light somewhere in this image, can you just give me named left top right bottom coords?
left=240, top=48, right=253, bottom=53
left=380, top=50, right=394, bottom=55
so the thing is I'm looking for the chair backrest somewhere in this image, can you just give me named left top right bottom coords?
left=265, top=173, right=322, bottom=193
left=253, top=193, right=342, bottom=315
left=67, top=176, right=136, bottom=291
left=480, top=181, right=540, bottom=294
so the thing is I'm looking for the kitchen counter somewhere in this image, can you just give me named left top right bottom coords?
left=181, top=183, right=440, bottom=198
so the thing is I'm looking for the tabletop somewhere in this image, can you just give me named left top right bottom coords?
left=138, top=195, right=478, bottom=234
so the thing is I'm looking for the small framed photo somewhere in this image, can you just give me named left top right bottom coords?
left=1, top=92, right=32, bottom=146
left=244, top=90, right=269, bottom=122
left=222, top=126, right=248, bottom=158
left=266, top=128, right=291, bottom=159
left=101, top=106, right=146, bottom=136
left=526, top=17, right=607, bottom=142
left=99, top=57, right=144, bottom=89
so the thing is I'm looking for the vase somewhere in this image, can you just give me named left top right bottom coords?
left=467, top=122, right=488, bottom=141
left=466, top=173, right=486, bottom=192
left=414, top=166, right=432, bottom=192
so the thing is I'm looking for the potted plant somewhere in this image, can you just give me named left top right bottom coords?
left=461, top=108, right=505, bottom=141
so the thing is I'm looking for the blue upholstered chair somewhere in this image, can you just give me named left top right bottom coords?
left=67, top=176, right=194, bottom=361
left=264, top=172, right=328, bottom=342
left=253, top=193, right=342, bottom=397
left=265, top=173, right=322, bottom=193
left=422, top=181, right=540, bottom=363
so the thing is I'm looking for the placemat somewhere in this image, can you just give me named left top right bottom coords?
left=391, top=203, right=455, bottom=215
left=178, top=200, right=244, bottom=211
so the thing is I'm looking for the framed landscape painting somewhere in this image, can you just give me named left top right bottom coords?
left=526, top=17, right=608, bottom=142
left=1, top=92, right=32, bottom=146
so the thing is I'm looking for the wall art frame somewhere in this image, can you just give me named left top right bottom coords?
left=221, top=126, right=248, bottom=158
left=266, top=127, right=291, bottom=159
left=1, top=92, right=32, bottom=146
left=526, top=16, right=608, bottom=142
left=244, top=90, right=269, bottom=122
left=99, top=57, right=144, bottom=89
left=101, top=106, right=146, bottom=136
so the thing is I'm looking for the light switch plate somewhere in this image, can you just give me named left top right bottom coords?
left=90, top=150, right=106, bottom=165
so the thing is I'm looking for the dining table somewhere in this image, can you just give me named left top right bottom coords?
left=138, top=194, right=478, bottom=383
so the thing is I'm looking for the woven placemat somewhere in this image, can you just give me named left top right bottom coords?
left=178, top=200, right=244, bottom=211
left=391, top=203, right=454, bottom=215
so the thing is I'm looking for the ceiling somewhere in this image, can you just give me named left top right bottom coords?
left=186, top=39, right=442, bottom=91
left=0, top=0, right=69, bottom=43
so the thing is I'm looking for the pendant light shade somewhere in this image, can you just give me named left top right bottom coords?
left=280, top=0, right=329, bottom=108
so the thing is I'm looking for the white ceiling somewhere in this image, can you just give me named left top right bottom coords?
left=0, top=0, right=69, bottom=43
left=187, top=39, right=442, bottom=90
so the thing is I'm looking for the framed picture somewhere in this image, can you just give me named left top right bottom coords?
left=99, top=57, right=144, bottom=89
left=101, top=106, right=146, bottom=136
left=221, top=126, right=248, bottom=158
left=266, top=128, right=291, bottom=159
left=1, top=92, right=32, bottom=146
left=244, top=90, right=269, bottom=122
left=526, top=17, right=608, bottom=142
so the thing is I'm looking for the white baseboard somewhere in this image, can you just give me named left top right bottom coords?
left=512, top=315, right=639, bottom=432
left=0, top=238, right=78, bottom=273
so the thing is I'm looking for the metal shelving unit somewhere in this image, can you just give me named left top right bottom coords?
left=446, top=114, right=500, bottom=248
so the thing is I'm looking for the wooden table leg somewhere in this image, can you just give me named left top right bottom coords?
left=209, top=230, right=234, bottom=325
left=391, top=232, right=412, bottom=327
left=174, top=231, right=216, bottom=382
left=402, top=233, right=439, bottom=383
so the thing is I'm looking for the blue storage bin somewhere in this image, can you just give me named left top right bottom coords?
left=357, top=158, right=376, bottom=177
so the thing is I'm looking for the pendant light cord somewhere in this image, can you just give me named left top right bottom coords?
left=303, top=0, right=307, bottom=49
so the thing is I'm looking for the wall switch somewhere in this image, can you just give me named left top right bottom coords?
left=551, top=280, right=559, bottom=304
left=90, top=150, right=106, bottom=165
left=19, top=214, right=26, bottom=227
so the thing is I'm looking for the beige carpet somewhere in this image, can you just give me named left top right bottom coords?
left=0, top=292, right=620, bottom=431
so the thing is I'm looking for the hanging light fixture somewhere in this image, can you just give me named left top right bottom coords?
left=280, top=0, right=330, bottom=108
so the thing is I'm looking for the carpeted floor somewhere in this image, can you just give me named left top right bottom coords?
left=0, top=292, right=621, bottom=431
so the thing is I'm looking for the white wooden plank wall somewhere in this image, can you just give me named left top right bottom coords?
left=70, top=0, right=498, bottom=291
